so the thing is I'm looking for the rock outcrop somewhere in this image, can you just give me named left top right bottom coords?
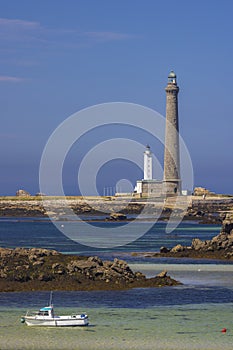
left=0, top=247, right=180, bottom=292
left=16, top=189, right=31, bottom=197
left=193, top=187, right=215, bottom=196
left=108, top=213, right=127, bottom=221
left=159, top=212, right=233, bottom=260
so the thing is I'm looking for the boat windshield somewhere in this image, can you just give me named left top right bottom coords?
left=38, top=311, right=49, bottom=316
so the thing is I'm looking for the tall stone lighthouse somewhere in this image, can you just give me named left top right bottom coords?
left=163, top=70, right=181, bottom=196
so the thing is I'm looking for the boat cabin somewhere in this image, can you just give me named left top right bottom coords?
left=38, top=306, right=54, bottom=318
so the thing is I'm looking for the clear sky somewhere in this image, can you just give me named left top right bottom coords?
left=0, top=0, right=232, bottom=195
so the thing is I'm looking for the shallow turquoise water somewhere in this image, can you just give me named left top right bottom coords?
left=1, top=263, right=233, bottom=349
left=0, top=220, right=230, bottom=349
left=0, top=305, right=233, bottom=350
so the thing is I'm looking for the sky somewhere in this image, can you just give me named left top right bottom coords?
left=0, top=0, right=232, bottom=196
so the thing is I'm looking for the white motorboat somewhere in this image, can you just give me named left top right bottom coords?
left=21, top=294, right=89, bottom=327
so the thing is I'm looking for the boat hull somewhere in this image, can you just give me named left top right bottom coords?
left=24, top=316, right=89, bottom=327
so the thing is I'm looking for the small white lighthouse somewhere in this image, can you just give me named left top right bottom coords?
left=136, top=144, right=162, bottom=196
left=143, top=145, right=152, bottom=180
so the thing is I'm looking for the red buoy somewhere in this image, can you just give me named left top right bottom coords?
left=221, top=328, right=227, bottom=333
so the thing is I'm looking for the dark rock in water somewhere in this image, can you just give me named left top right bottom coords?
left=160, top=246, right=170, bottom=253
left=222, top=213, right=233, bottom=235
left=0, top=247, right=180, bottom=292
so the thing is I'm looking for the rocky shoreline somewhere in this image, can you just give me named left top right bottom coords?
left=0, top=247, right=180, bottom=292
left=0, top=195, right=232, bottom=224
left=137, top=212, right=233, bottom=261
left=1, top=196, right=233, bottom=291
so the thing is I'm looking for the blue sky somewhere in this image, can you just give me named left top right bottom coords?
left=0, top=0, right=232, bottom=195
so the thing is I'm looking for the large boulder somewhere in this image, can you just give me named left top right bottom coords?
left=221, top=213, right=233, bottom=235
left=193, top=187, right=215, bottom=196
left=109, top=213, right=127, bottom=221
left=16, top=189, right=31, bottom=197
left=191, top=238, right=208, bottom=251
left=170, top=244, right=186, bottom=253
left=156, top=270, right=167, bottom=278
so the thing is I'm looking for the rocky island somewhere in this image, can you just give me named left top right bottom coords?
left=0, top=247, right=180, bottom=292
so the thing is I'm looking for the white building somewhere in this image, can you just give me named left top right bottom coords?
left=143, top=145, right=152, bottom=180
left=135, top=145, right=163, bottom=197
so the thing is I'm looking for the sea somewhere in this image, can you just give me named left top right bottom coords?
left=1, top=218, right=233, bottom=350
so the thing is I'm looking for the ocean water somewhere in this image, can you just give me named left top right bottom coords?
left=1, top=299, right=233, bottom=349
left=1, top=219, right=233, bottom=349
left=0, top=219, right=221, bottom=257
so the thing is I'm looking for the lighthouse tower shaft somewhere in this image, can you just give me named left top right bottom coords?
left=163, top=71, right=181, bottom=196
left=143, top=145, right=152, bottom=180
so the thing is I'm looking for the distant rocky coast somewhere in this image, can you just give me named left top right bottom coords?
left=0, top=195, right=232, bottom=224
left=0, top=247, right=180, bottom=292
